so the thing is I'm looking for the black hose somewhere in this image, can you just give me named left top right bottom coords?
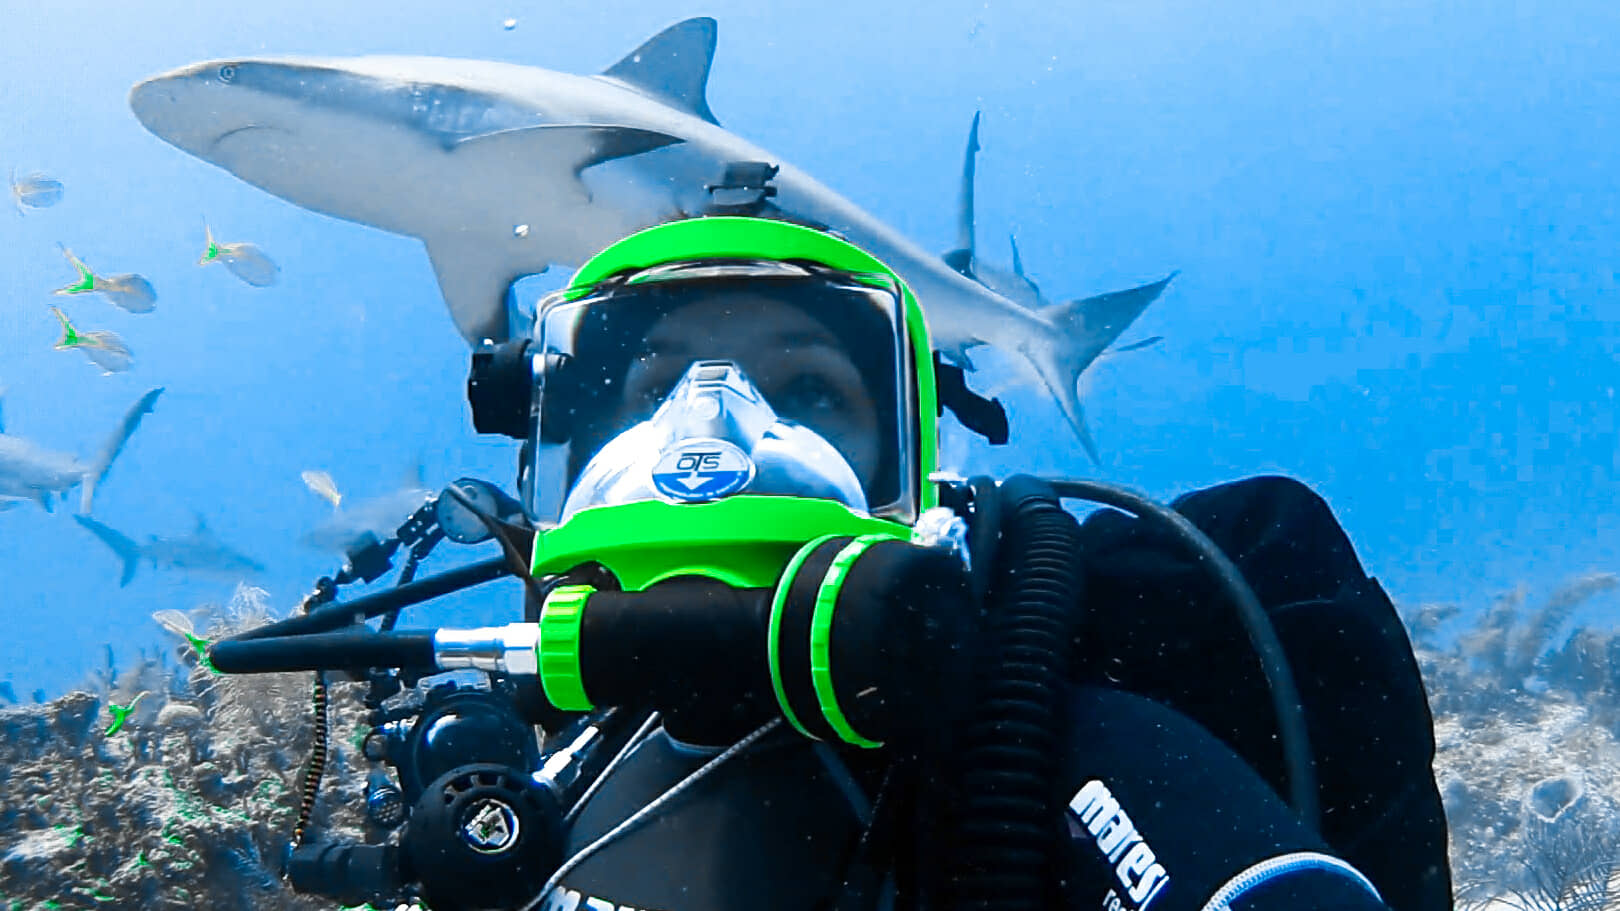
left=944, top=475, right=1080, bottom=911
left=226, top=558, right=510, bottom=643
left=1045, top=477, right=1319, bottom=828
left=209, top=631, right=437, bottom=674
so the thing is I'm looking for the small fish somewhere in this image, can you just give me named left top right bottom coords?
left=302, top=468, right=434, bottom=554
left=301, top=469, right=343, bottom=510
left=54, top=245, right=157, bottom=313
left=152, top=609, right=217, bottom=672
left=51, top=306, right=133, bottom=374
left=104, top=691, right=146, bottom=736
left=10, top=168, right=64, bottom=211
left=198, top=222, right=280, bottom=287
left=503, top=17, right=518, bottom=29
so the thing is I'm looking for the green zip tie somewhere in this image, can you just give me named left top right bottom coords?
left=768, top=534, right=844, bottom=740
left=810, top=534, right=895, bottom=748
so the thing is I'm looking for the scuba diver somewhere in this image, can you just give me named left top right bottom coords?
left=210, top=215, right=1451, bottom=911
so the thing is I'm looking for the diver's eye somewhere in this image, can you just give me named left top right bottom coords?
left=218, top=64, right=238, bottom=83
left=776, top=374, right=846, bottom=416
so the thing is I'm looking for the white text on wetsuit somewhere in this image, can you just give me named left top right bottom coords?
left=1068, top=779, right=1171, bottom=911
left=539, top=884, right=666, bottom=911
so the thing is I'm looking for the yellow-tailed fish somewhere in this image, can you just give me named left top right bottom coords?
left=200, top=222, right=280, bottom=287
left=151, top=609, right=196, bottom=638
left=10, top=168, right=63, bottom=211
left=301, top=469, right=343, bottom=510
left=54, top=245, right=156, bottom=313
left=50, top=306, right=133, bottom=374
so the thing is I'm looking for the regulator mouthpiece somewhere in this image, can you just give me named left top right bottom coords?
left=561, top=360, right=868, bottom=522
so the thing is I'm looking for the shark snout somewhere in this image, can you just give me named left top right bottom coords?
left=128, top=77, right=177, bottom=123
left=129, top=61, right=258, bottom=154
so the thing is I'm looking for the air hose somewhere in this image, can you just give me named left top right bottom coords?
left=1046, top=477, right=1318, bottom=826
left=942, top=475, right=1081, bottom=911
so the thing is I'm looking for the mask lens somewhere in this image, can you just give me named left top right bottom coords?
left=527, top=263, right=912, bottom=526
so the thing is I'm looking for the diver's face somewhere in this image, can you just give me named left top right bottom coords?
left=615, top=293, right=882, bottom=489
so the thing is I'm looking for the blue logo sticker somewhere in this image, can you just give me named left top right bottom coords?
left=651, top=439, right=755, bottom=502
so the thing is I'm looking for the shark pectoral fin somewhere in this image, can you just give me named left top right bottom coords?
left=935, top=342, right=981, bottom=371
left=452, top=124, right=685, bottom=195
left=1111, top=335, right=1165, bottom=355
left=600, top=17, right=721, bottom=126
left=421, top=233, right=526, bottom=345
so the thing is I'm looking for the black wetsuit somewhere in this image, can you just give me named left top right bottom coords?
left=536, top=475, right=1450, bottom=911
left=1069, top=475, right=1451, bottom=911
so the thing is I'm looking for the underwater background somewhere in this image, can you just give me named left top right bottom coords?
left=1, top=0, right=1618, bottom=907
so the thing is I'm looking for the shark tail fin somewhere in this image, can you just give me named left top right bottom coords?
left=82, top=387, right=164, bottom=515
left=74, top=515, right=142, bottom=587
left=1027, top=273, right=1177, bottom=463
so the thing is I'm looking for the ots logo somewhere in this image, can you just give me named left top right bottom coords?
left=651, top=439, right=755, bottom=502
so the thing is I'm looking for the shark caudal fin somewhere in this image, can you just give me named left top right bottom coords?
left=81, top=387, right=163, bottom=515
left=1027, top=274, right=1176, bottom=463
left=73, top=515, right=142, bottom=587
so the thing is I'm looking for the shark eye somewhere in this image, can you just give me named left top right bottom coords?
left=218, top=64, right=238, bottom=83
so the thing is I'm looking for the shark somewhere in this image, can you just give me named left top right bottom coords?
left=74, top=513, right=266, bottom=586
left=0, top=387, right=163, bottom=514
left=128, top=17, right=1172, bottom=453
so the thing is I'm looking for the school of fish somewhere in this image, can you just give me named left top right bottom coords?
left=6, top=165, right=282, bottom=584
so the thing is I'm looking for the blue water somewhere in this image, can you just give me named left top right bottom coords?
left=1, top=0, right=1616, bottom=696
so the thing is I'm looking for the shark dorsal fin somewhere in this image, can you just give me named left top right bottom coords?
left=601, top=17, right=720, bottom=126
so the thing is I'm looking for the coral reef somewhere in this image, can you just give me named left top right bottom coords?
left=1405, top=572, right=1620, bottom=910
left=2, top=573, right=1618, bottom=909
left=0, top=586, right=371, bottom=911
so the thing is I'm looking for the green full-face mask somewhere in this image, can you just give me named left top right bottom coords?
left=523, top=217, right=941, bottom=591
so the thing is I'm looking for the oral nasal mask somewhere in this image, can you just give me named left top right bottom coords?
left=561, top=360, right=868, bottom=522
